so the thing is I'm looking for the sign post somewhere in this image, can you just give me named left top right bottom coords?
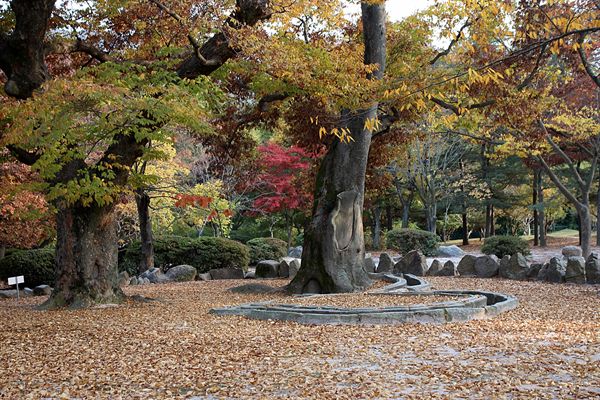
left=8, top=275, right=24, bottom=301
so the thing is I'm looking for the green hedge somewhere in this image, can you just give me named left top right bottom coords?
left=120, top=236, right=250, bottom=276
left=385, top=228, right=439, bottom=256
left=481, top=235, right=530, bottom=259
left=0, top=247, right=55, bottom=287
left=247, top=237, right=288, bottom=265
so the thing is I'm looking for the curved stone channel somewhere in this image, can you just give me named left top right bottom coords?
left=210, top=274, right=518, bottom=325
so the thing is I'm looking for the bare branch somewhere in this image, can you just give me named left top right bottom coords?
left=430, top=19, right=473, bottom=66
left=577, top=33, right=600, bottom=88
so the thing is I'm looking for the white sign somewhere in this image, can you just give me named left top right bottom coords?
left=8, top=276, right=24, bottom=285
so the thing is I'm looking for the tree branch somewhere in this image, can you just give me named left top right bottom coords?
left=577, top=33, right=600, bottom=88
left=430, top=19, right=473, bottom=66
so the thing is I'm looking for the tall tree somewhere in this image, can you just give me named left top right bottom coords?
left=0, top=0, right=271, bottom=308
left=288, top=2, right=386, bottom=294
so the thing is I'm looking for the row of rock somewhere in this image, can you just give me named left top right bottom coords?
left=434, top=248, right=600, bottom=284
left=0, top=284, right=52, bottom=299
left=255, top=258, right=301, bottom=279
left=124, top=265, right=198, bottom=286
left=365, top=250, right=432, bottom=276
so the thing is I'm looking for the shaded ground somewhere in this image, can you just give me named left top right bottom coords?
left=1, top=277, right=599, bottom=399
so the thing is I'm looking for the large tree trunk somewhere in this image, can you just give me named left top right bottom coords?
left=42, top=203, right=123, bottom=309
left=135, top=189, right=154, bottom=273
left=288, top=2, right=385, bottom=294
left=372, top=205, right=382, bottom=250
left=0, top=244, right=5, bottom=260
left=0, top=0, right=55, bottom=99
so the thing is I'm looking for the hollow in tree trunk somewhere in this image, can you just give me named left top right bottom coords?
left=135, top=189, right=154, bottom=273
left=42, top=203, right=123, bottom=309
left=288, top=2, right=385, bottom=294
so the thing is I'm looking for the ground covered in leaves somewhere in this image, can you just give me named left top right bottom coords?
left=1, top=277, right=599, bottom=399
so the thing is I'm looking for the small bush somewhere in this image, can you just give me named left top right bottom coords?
left=247, top=237, right=288, bottom=264
left=120, top=236, right=250, bottom=275
left=385, top=228, right=439, bottom=256
left=0, top=247, right=55, bottom=287
left=481, top=235, right=530, bottom=259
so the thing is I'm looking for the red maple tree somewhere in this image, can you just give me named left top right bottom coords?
left=252, top=142, right=313, bottom=247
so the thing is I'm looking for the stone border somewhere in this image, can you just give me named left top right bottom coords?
left=210, top=275, right=518, bottom=325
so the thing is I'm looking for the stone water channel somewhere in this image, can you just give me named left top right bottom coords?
left=210, top=273, right=518, bottom=325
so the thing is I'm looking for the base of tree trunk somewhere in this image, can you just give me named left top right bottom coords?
left=40, top=204, right=124, bottom=309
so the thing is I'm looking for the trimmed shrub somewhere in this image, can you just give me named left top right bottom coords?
left=247, top=237, right=288, bottom=265
left=0, top=247, right=55, bottom=287
left=481, top=235, right=530, bottom=259
left=385, top=228, right=439, bottom=256
left=120, top=236, right=250, bottom=276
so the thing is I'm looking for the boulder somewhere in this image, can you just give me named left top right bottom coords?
left=457, top=255, right=477, bottom=276
left=427, top=260, right=443, bottom=276
left=118, top=271, right=130, bottom=287
left=209, top=268, right=244, bottom=280
left=499, top=253, right=529, bottom=280
left=166, top=265, right=197, bottom=282
left=279, top=257, right=300, bottom=278
left=562, top=246, right=582, bottom=258
left=565, top=256, right=586, bottom=284
left=33, top=284, right=52, bottom=296
left=437, top=245, right=465, bottom=258
left=377, top=253, right=394, bottom=273
left=255, top=260, right=280, bottom=279
left=364, top=256, right=376, bottom=273
left=394, top=250, right=429, bottom=276
left=288, top=246, right=303, bottom=258
left=289, top=259, right=300, bottom=280
left=141, top=267, right=170, bottom=284
left=474, top=255, right=499, bottom=278
left=527, top=263, right=544, bottom=279
left=244, top=270, right=256, bottom=279
left=0, top=290, right=19, bottom=299
left=278, top=261, right=290, bottom=278
left=537, top=257, right=565, bottom=283
left=129, top=277, right=139, bottom=285
left=198, top=273, right=212, bottom=281
left=585, top=253, right=600, bottom=284
left=435, top=260, right=458, bottom=276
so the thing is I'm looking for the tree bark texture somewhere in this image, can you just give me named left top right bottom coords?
left=288, top=2, right=385, bottom=294
left=0, top=0, right=55, bottom=99
left=135, top=189, right=155, bottom=273
left=42, top=204, right=124, bottom=309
